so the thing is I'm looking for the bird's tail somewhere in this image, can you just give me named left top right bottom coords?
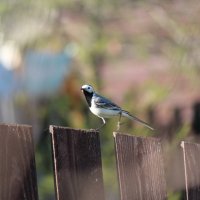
left=122, top=110, right=154, bottom=131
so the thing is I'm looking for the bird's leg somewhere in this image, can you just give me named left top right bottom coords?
left=95, top=118, right=106, bottom=131
left=117, top=112, right=122, bottom=131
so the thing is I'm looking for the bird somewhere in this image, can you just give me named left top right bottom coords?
left=81, top=84, right=154, bottom=131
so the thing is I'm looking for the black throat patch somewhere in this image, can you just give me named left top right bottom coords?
left=83, top=90, right=93, bottom=107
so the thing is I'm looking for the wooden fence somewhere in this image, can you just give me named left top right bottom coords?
left=0, top=123, right=200, bottom=200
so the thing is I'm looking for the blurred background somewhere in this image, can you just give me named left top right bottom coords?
left=0, top=0, right=200, bottom=199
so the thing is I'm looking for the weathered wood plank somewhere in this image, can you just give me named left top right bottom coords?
left=181, top=141, right=200, bottom=200
left=114, top=133, right=167, bottom=200
left=50, top=126, right=105, bottom=200
left=0, top=124, right=38, bottom=200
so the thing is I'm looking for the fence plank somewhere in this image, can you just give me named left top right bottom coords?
left=50, top=126, right=105, bottom=200
left=0, top=124, right=38, bottom=200
left=181, top=141, right=200, bottom=200
left=114, top=133, right=167, bottom=200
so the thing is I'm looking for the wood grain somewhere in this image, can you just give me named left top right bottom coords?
left=0, top=124, right=38, bottom=200
left=181, top=141, right=200, bottom=200
left=50, top=126, right=105, bottom=200
left=114, top=133, right=167, bottom=200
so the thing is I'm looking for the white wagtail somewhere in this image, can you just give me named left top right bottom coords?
left=81, top=84, right=154, bottom=131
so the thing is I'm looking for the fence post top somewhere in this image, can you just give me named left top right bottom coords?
left=49, top=125, right=99, bottom=134
left=0, top=123, right=32, bottom=128
left=113, top=132, right=161, bottom=142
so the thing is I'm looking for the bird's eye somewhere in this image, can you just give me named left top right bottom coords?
left=88, top=87, right=90, bottom=89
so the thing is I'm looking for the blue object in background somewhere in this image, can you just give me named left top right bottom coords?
left=0, top=63, right=15, bottom=97
left=24, top=50, right=72, bottom=97
left=0, top=63, right=16, bottom=122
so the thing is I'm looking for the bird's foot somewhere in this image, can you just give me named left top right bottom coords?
left=95, top=127, right=101, bottom=132
left=117, top=122, right=121, bottom=131
left=89, top=128, right=98, bottom=131
left=116, top=121, right=127, bottom=131
left=93, top=124, right=105, bottom=132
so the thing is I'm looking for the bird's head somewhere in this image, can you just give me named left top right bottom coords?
left=81, top=84, right=94, bottom=94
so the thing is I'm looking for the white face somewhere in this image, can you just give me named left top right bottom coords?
left=81, top=84, right=94, bottom=93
